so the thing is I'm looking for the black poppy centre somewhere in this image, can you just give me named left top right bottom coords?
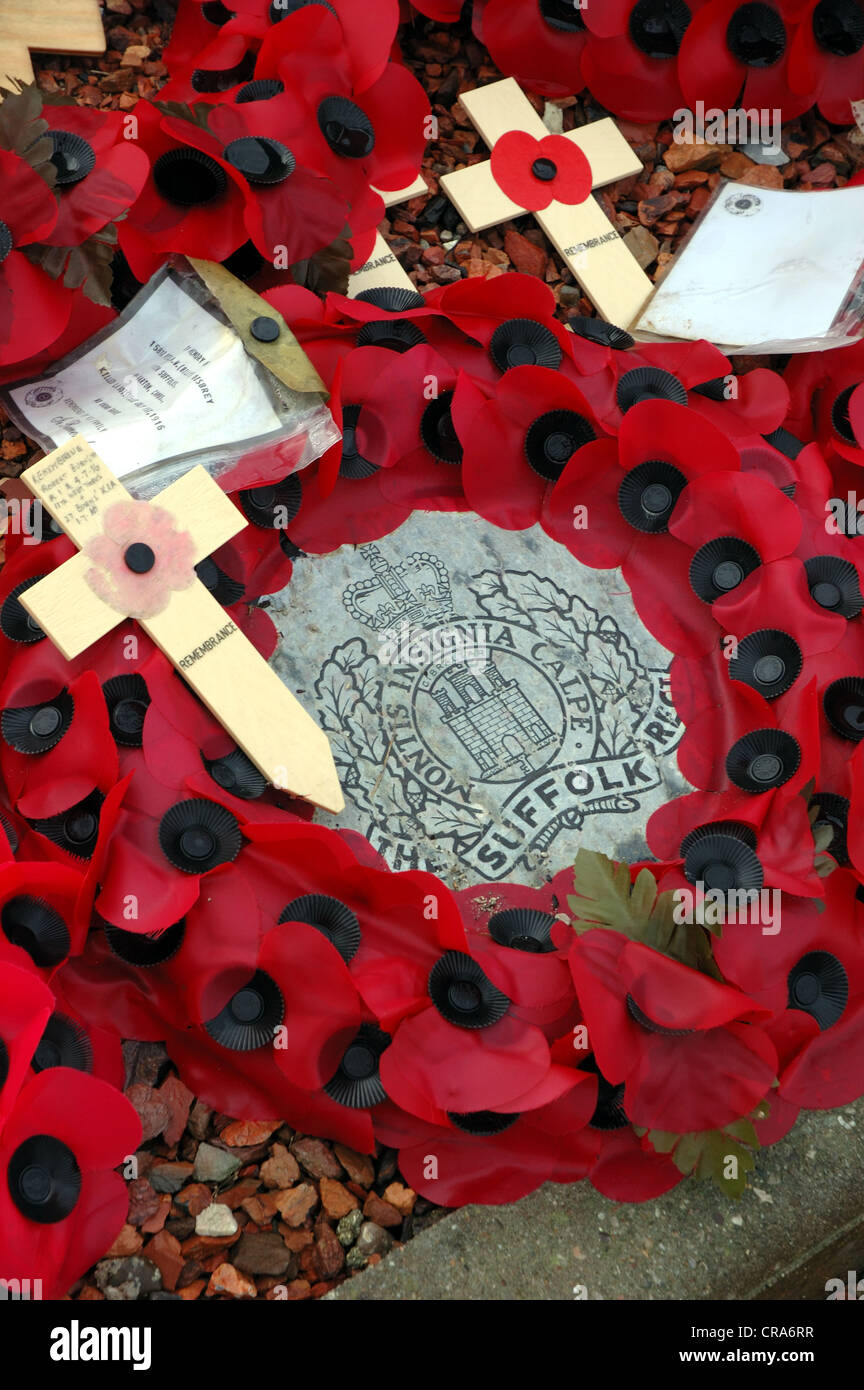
left=524, top=409, right=595, bottom=481
left=204, top=970, right=285, bottom=1051
left=428, top=951, right=511, bottom=1029
left=628, top=0, right=693, bottom=59
left=726, top=2, right=787, bottom=66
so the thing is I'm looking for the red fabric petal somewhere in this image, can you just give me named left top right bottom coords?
left=0, top=961, right=53, bottom=1131
left=0, top=252, right=73, bottom=368
left=380, top=1006, right=551, bottom=1119
left=263, top=922, right=363, bottom=1089
left=46, top=144, right=150, bottom=247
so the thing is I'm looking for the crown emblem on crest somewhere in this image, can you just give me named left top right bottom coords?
left=343, top=545, right=453, bottom=634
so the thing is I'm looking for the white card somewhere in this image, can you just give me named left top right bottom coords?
left=635, top=183, right=864, bottom=351
left=9, top=276, right=282, bottom=479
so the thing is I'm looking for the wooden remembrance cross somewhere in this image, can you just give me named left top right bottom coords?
left=19, top=437, right=344, bottom=814
left=0, top=0, right=104, bottom=89
left=441, top=78, right=653, bottom=329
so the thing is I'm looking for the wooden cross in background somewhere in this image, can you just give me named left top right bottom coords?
left=441, top=78, right=653, bottom=329
left=348, top=174, right=429, bottom=298
left=0, top=1, right=104, bottom=89
left=20, top=438, right=344, bottom=814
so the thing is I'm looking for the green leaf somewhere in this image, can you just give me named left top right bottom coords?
left=722, top=1117, right=758, bottom=1147
left=693, top=1133, right=756, bottom=1199
left=640, top=1128, right=679, bottom=1154
left=643, top=1112, right=763, bottom=1199
left=568, top=849, right=634, bottom=930
left=567, top=848, right=721, bottom=977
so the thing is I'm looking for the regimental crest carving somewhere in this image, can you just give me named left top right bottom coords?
left=312, top=542, right=685, bottom=886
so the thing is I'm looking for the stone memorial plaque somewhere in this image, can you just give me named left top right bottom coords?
left=270, top=513, right=689, bottom=888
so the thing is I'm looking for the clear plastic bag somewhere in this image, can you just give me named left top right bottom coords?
left=1, top=257, right=340, bottom=498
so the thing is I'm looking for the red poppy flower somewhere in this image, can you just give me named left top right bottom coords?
left=0, top=862, right=87, bottom=978
left=283, top=347, right=475, bottom=549
left=159, top=10, right=262, bottom=103
left=626, top=469, right=803, bottom=658
left=206, top=75, right=386, bottom=257
left=668, top=557, right=848, bottom=739
left=461, top=365, right=606, bottom=530
left=455, top=879, right=577, bottom=1032
left=233, top=835, right=558, bottom=1123
left=542, top=400, right=739, bottom=593
left=160, top=916, right=363, bottom=1118
left=254, top=6, right=430, bottom=192
left=374, top=1068, right=598, bottom=1206
left=569, top=928, right=776, bottom=1131
left=28, top=975, right=125, bottom=1092
left=230, top=0, right=400, bottom=93
left=479, top=0, right=590, bottom=99
left=647, top=785, right=824, bottom=898
left=39, top=105, right=150, bottom=248
left=91, top=781, right=251, bottom=937
left=1, top=669, right=118, bottom=823
left=788, top=0, right=864, bottom=123
left=134, top=639, right=309, bottom=829
left=201, top=101, right=352, bottom=265
left=582, top=0, right=712, bottom=121
left=0, top=150, right=72, bottom=367
left=674, top=671, right=819, bottom=797
left=423, top=271, right=610, bottom=391
left=542, top=1037, right=686, bottom=1199
left=310, top=343, right=462, bottom=495
left=714, top=870, right=864, bottom=1110
left=57, top=862, right=263, bottom=1041
left=688, top=367, right=790, bottom=439
left=163, top=0, right=242, bottom=77
left=575, top=337, right=776, bottom=437
left=678, top=0, right=817, bottom=121
left=119, top=103, right=252, bottom=282
left=374, top=952, right=559, bottom=1123
left=0, top=1068, right=141, bottom=1299
left=784, top=337, right=864, bottom=465
left=240, top=823, right=468, bottom=1008
left=490, top=130, right=592, bottom=211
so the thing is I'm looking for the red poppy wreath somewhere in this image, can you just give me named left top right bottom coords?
left=0, top=0, right=863, bottom=1303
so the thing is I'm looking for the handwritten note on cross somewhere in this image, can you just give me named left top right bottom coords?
left=440, top=78, right=653, bottom=329
left=20, top=437, right=344, bottom=814
left=0, top=1, right=104, bottom=89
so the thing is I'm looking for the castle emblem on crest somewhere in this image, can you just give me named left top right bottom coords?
left=313, top=541, right=685, bottom=883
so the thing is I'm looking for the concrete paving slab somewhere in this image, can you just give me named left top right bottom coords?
left=327, top=1100, right=864, bottom=1300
